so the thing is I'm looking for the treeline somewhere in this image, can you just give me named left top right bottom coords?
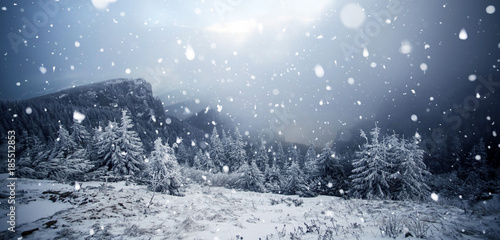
left=9, top=105, right=499, bottom=201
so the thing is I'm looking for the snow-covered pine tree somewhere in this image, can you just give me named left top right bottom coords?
left=209, top=127, right=225, bottom=173
left=254, top=143, right=269, bottom=172
left=49, top=126, right=77, bottom=160
left=198, top=149, right=215, bottom=172
left=147, top=138, right=184, bottom=195
left=18, top=131, right=46, bottom=178
left=176, top=143, right=190, bottom=166
left=275, top=142, right=287, bottom=171
left=70, top=120, right=91, bottom=149
left=221, top=129, right=231, bottom=168
left=304, top=143, right=317, bottom=179
left=394, top=136, right=431, bottom=201
left=236, top=160, right=265, bottom=192
left=65, top=148, right=93, bottom=181
left=463, top=138, right=489, bottom=198
left=192, top=149, right=204, bottom=170
left=350, top=125, right=392, bottom=199
left=264, top=159, right=283, bottom=194
left=287, top=145, right=300, bottom=167
left=96, top=121, right=118, bottom=170
left=229, top=127, right=247, bottom=172
left=311, top=143, right=346, bottom=196
left=282, top=162, right=307, bottom=195
left=110, top=109, right=145, bottom=175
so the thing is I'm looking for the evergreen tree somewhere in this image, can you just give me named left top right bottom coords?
left=265, top=159, right=283, bottom=194
left=351, top=125, right=392, bottom=199
left=192, top=149, right=204, bottom=170
left=312, top=143, right=346, bottom=196
left=221, top=129, right=231, bottom=167
left=275, top=142, right=287, bottom=171
left=96, top=121, right=118, bottom=169
left=147, top=138, right=183, bottom=195
left=229, top=127, right=247, bottom=172
left=254, top=143, right=269, bottom=172
left=70, top=120, right=91, bottom=149
left=110, top=109, right=145, bottom=175
left=304, top=143, right=317, bottom=179
left=49, top=126, right=77, bottom=160
left=176, top=143, right=190, bottom=166
left=287, top=145, right=300, bottom=166
left=209, top=127, right=225, bottom=173
left=393, top=137, right=431, bottom=200
left=463, top=138, right=489, bottom=198
left=236, top=161, right=265, bottom=192
left=282, top=162, right=307, bottom=195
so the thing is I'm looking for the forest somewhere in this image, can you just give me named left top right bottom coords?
left=1, top=79, right=497, bottom=203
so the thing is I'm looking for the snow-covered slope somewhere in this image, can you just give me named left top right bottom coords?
left=1, top=174, right=499, bottom=239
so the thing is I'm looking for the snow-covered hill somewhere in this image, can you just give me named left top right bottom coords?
left=1, top=173, right=499, bottom=240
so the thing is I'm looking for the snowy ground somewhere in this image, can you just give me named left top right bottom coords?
left=1, top=174, right=499, bottom=240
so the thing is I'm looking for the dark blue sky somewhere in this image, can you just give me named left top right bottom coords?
left=1, top=0, right=499, bottom=144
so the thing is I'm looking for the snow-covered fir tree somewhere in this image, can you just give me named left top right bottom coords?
left=209, top=127, right=225, bottom=173
left=95, top=121, right=118, bottom=169
left=147, top=138, right=183, bottom=195
left=70, top=120, right=91, bottom=149
left=311, top=143, right=346, bottom=196
left=221, top=129, right=231, bottom=167
left=304, top=143, right=317, bottom=179
left=236, top=160, right=265, bottom=192
left=176, top=143, right=190, bottom=166
left=287, top=145, right=301, bottom=167
left=393, top=136, right=431, bottom=201
left=109, top=109, right=145, bottom=175
left=229, top=127, right=247, bottom=172
left=462, top=138, right=489, bottom=197
left=49, top=126, right=77, bottom=160
left=264, top=159, right=283, bottom=194
left=282, top=162, right=307, bottom=195
left=254, top=143, right=269, bottom=172
left=274, top=142, right=287, bottom=171
left=351, top=125, right=392, bottom=199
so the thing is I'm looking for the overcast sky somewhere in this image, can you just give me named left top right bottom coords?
left=1, top=0, right=499, bottom=145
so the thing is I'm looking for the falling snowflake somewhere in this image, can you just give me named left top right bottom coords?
left=420, top=63, right=428, bottom=73
left=431, top=193, right=439, bottom=201
left=348, top=77, right=355, bottom=85
left=411, top=114, right=418, bottom=122
left=39, top=66, right=47, bottom=74
left=340, top=3, right=365, bottom=29
left=399, top=40, right=412, bottom=54
left=314, top=64, right=325, bottom=78
left=73, top=110, right=86, bottom=123
left=486, top=5, right=496, bottom=14
left=363, top=47, right=369, bottom=57
left=25, top=107, right=33, bottom=114
left=185, top=44, right=196, bottom=61
left=459, top=28, right=468, bottom=40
